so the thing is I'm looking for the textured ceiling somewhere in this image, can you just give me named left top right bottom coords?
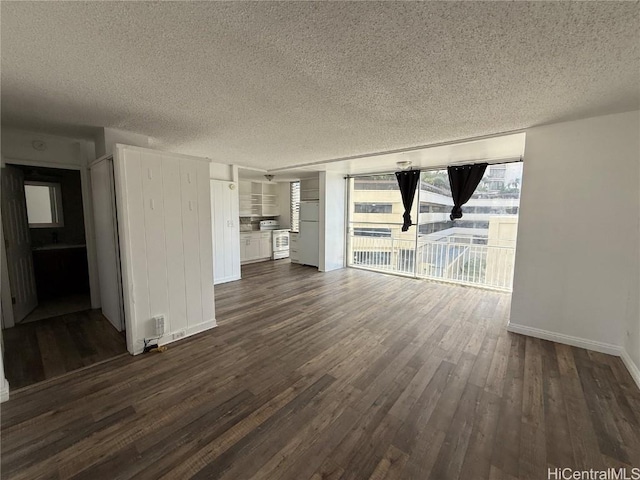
left=1, top=1, right=638, bottom=170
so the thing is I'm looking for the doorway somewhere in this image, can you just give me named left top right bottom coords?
left=2, top=164, right=91, bottom=322
left=1, top=162, right=126, bottom=389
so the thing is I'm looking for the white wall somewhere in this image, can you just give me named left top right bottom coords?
left=1, top=128, right=89, bottom=167
left=114, top=145, right=215, bottom=354
left=209, top=162, right=236, bottom=182
left=510, top=111, right=640, bottom=382
left=278, top=182, right=292, bottom=229
left=0, top=128, right=101, bottom=308
left=624, top=129, right=640, bottom=384
left=319, top=171, right=346, bottom=272
left=95, top=127, right=150, bottom=158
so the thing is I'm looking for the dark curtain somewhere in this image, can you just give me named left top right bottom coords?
left=395, top=170, right=420, bottom=231
left=447, top=163, right=488, bottom=220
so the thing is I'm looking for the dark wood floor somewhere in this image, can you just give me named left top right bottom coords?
left=3, top=309, right=127, bottom=389
left=1, top=261, right=639, bottom=479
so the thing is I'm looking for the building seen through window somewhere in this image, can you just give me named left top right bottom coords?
left=347, top=162, right=523, bottom=291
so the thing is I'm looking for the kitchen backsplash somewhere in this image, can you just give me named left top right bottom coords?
left=239, top=216, right=277, bottom=231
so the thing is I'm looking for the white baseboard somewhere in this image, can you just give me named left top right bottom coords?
left=506, top=322, right=623, bottom=356
left=214, top=275, right=241, bottom=285
left=507, top=323, right=640, bottom=390
left=621, top=349, right=640, bottom=390
left=133, top=319, right=218, bottom=355
left=1, top=378, right=9, bottom=403
left=158, top=319, right=218, bottom=347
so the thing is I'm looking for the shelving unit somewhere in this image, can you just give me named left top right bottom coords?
left=261, top=182, right=279, bottom=216
left=239, top=180, right=279, bottom=217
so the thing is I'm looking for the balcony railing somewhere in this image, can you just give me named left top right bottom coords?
left=348, top=233, right=516, bottom=292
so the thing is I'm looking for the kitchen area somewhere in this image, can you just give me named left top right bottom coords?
left=210, top=170, right=323, bottom=285
left=238, top=179, right=290, bottom=264
left=239, top=175, right=321, bottom=266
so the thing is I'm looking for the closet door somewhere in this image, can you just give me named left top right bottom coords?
left=90, top=158, right=124, bottom=331
left=211, top=180, right=241, bottom=284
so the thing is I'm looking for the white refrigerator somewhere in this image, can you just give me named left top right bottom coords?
left=299, top=201, right=319, bottom=267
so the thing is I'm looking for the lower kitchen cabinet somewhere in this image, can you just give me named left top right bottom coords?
left=290, top=232, right=300, bottom=263
left=240, top=232, right=272, bottom=263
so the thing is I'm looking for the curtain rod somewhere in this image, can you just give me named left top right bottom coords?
left=344, top=156, right=522, bottom=179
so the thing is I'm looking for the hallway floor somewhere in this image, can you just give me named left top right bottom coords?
left=20, top=293, right=92, bottom=324
left=3, top=309, right=127, bottom=389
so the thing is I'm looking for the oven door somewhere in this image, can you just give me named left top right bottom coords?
left=272, top=231, right=290, bottom=259
left=273, top=231, right=290, bottom=251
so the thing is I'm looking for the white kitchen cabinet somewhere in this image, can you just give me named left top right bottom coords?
left=241, top=234, right=260, bottom=261
left=240, top=232, right=272, bottom=263
left=300, top=176, right=320, bottom=201
left=259, top=232, right=272, bottom=259
left=211, top=180, right=241, bottom=284
left=290, top=232, right=300, bottom=263
left=299, top=220, right=319, bottom=267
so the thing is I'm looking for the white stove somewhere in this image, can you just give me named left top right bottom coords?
left=260, top=220, right=290, bottom=260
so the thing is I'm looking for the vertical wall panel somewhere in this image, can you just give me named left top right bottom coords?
left=161, top=154, right=187, bottom=334
left=211, top=182, right=224, bottom=281
left=197, top=162, right=215, bottom=323
left=139, top=151, right=169, bottom=339
left=180, top=159, right=204, bottom=326
left=222, top=185, right=233, bottom=277
left=211, top=180, right=240, bottom=284
left=120, top=149, right=151, bottom=346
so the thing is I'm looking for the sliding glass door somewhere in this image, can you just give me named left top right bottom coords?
left=347, top=163, right=523, bottom=291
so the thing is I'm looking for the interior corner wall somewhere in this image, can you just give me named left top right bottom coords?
left=510, top=111, right=640, bottom=363
left=114, top=145, right=215, bottom=355
left=96, top=128, right=150, bottom=158
left=209, top=162, right=235, bottom=182
left=319, top=171, right=346, bottom=272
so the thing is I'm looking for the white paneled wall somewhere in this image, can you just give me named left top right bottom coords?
left=114, top=145, right=215, bottom=354
left=211, top=180, right=241, bottom=284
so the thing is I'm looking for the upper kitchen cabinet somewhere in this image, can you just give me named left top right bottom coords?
left=239, top=180, right=279, bottom=217
left=300, top=177, right=320, bottom=201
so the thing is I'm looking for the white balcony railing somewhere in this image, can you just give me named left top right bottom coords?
left=348, top=234, right=516, bottom=291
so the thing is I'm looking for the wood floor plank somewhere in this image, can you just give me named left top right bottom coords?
left=490, top=333, right=525, bottom=477
left=3, top=310, right=126, bottom=390
left=1, top=261, right=638, bottom=480
left=555, top=343, right=606, bottom=470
